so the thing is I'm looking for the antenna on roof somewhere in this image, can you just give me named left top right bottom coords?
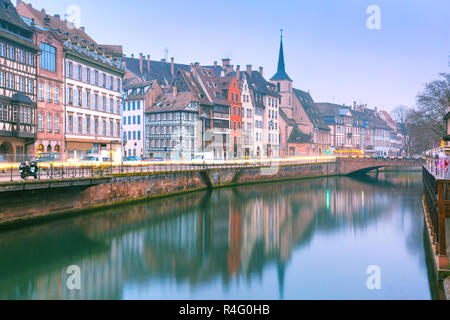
left=164, top=47, right=169, bottom=61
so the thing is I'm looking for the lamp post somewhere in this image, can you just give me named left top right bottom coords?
left=201, top=112, right=207, bottom=154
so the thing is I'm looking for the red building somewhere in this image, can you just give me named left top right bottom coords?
left=24, top=16, right=65, bottom=159
left=223, top=75, right=242, bottom=158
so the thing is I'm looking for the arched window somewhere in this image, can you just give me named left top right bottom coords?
left=37, top=144, right=44, bottom=152
left=47, top=145, right=52, bottom=152
left=277, top=83, right=280, bottom=92
left=54, top=145, right=60, bottom=153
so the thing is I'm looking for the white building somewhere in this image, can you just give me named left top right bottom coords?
left=62, top=39, right=124, bottom=162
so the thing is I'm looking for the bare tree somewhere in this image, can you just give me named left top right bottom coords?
left=391, top=105, right=411, bottom=155
left=405, top=73, right=450, bottom=154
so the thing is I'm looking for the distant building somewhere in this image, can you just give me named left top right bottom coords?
left=17, top=1, right=125, bottom=161
left=122, top=81, right=163, bottom=158
left=0, top=0, right=38, bottom=161
left=270, top=32, right=330, bottom=157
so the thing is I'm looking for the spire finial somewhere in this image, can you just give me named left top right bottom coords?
left=280, top=29, right=283, bottom=39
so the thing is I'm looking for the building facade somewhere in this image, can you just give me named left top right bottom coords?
left=0, top=0, right=38, bottom=161
left=17, top=2, right=125, bottom=162
left=122, top=80, right=163, bottom=158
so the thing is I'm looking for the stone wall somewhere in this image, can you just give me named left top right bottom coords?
left=0, top=161, right=335, bottom=228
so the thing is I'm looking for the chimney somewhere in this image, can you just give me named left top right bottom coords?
left=353, top=101, right=356, bottom=109
left=41, top=8, right=45, bottom=13
left=194, top=62, right=200, bottom=67
left=173, top=86, right=178, bottom=97
left=171, top=57, right=175, bottom=76
left=246, top=64, right=252, bottom=75
left=80, top=26, right=85, bottom=32
left=161, top=58, right=166, bottom=63
left=44, top=15, right=50, bottom=26
left=214, top=61, right=217, bottom=67
left=131, top=54, right=134, bottom=58
left=139, top=53, right=144, bottom=74
left=259, top=66, right=263, bottom=77
left=54, top=14, right=60, bottom=19
left=222, top=58, right=231, bottom=68
left=147, top=55, right=151, bottom=72
left=236, top=65, right=240, bottom=81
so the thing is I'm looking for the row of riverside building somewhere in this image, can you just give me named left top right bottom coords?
left=0, top=0, right=407, bottom=162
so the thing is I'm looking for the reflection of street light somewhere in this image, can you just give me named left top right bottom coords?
left=179, top=135, right=183, bottom=160
left=314, top=126, right=319, bottom=155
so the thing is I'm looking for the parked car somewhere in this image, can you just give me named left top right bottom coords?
left=35, top=152, right=60, bottom=163
left=81, top=155, right=104, bottom=163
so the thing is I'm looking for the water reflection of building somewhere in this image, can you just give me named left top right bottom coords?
left=0, top=173, right=421, bottom=299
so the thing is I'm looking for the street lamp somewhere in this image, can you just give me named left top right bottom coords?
left=201, top=112, right=207, bottom=154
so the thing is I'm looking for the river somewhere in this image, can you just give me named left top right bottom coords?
left=0, top=171, right=444, bottom=299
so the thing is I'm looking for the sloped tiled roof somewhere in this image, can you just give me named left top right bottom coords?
left=288, top=126, right=312, bottom=144
left=293, top=89, right=330, bottom=131
left=351, top=108, right=391, bottom=130
left=147, top=92, right=196, bottom=113
left=17, top=2, right=123, bottom=72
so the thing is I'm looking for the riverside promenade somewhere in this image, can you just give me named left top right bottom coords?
left=0, top=156, right=422, bottom=229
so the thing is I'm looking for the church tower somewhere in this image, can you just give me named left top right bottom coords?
left=270, top=30, right=293, bottom=109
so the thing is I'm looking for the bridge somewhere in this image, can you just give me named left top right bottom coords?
left=335, top=157, right=423, bottom=175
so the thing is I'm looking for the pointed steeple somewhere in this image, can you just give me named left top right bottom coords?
left=271, top=29, right=292, bottom=81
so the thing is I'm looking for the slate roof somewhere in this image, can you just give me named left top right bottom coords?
left=293, top=89, right=330, bottom=131
left=193, top=66, right=230, bottom=107
left=270, top=35, right=292, bottom=81
left=147, top=92, right=196, bottom=113
left=123, top=80, right=156, bottom=100
left=288, top=126, right=312, bottom=144
left=0, top=0, right=31, bottom=32
left=122, top=57, right=191, bottom=87
left=350, top=108, right=391, bottom=130
left=16, top=2, right=123, bottom=71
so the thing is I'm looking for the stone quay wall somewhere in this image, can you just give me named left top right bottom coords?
left=0, top=161, right=336, bottom=229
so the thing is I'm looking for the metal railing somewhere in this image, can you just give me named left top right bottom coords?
left=0, top=156, right=336, bottom=182
left=423, top=166, right=448, bottom=258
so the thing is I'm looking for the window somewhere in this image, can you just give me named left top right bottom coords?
left=46, top=85, right=51, bottom=102
left=8, top=74, right=14, bottom=89
left=94, top=94, right=98, bottom=110
left=102, top=96, right=106, bottom=111
left=8, top=46, right=15, bottom=60
left=19, top=77, right=24, bottom=92
left=86, top=68, right=90, bottom=83
left=28, top=52, right=33, bottom=65
left=55, top=115, right=60, bottom=133
left=110, top=98, right=113, bottom=113
left=39, top=43, right=56, bottom=71
left=78, top=117, right=82, bottom=134
left=94, top=70, right=98, bottom=85
left=137, top=115, right=141, bottom=125
left=86, top=117, right=90, bottom=134
left=68, top=88, right=73, bottom=105
left=67, top=61, right=73, bottom=78
left=137, top=101, right=141, bottom=110
left=78, top=65, right=82, bottom=80
left=55, top=87, right=59, bottom=104
left=47, top=114, right=52, bottom=132
left=19, top=50, right=25, bottom=63
left=38, top=83, right=43, bottom=101
left=0, top=43, right=5, bottom=57
left=102, top=73, right=106, bottom=88
left=27, top=79, right=33, bottom=93
left=38, top=113, right=44, bottom=131
left=0, top=72, right=4, bottom=87
left=78, top=90, right=82, bottom=106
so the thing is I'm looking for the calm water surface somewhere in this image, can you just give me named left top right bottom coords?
left=0, top=171, right=444, bottom=299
